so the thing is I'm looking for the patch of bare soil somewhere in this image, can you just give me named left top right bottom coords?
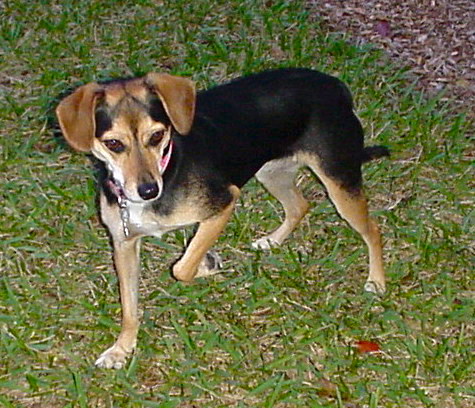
left=307, top=0, right=475, bottom=114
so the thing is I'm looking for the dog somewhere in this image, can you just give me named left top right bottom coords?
left=56, top=68, right=389, bottom=369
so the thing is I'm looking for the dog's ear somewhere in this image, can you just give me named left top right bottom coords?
left=145, top=73, right=196, bottom=135
left=56, top=83, right=103, bottom=152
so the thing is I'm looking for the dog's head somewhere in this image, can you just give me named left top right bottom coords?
left=56, top=73, right=196, bottom=203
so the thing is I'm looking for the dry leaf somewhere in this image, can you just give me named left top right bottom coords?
left=355, top=340, right=381, bottom=353
left=375, top=20, right=391, bottom=37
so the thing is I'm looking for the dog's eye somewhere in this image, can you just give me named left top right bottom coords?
left=103, top=139, right=125, bottom=153
left=149, top=130, right=165, bottom=147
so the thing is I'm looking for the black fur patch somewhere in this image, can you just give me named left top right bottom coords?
left=191, top=68, right=368, bottom=189
left=95, top=106, right=112, bottom=138
left=147, top=95, right=171, bottom=125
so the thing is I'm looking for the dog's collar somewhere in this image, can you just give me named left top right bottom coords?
left=105, top=178, right=130, bottom=237
left=159, top=139, right=173, bottom=174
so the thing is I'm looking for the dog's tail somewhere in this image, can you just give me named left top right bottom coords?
left=361, top=145, right=390, bottom=163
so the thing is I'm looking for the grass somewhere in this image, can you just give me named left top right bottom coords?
left=0, top=0, right=473, bottom=406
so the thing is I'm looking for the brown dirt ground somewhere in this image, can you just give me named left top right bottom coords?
left=306, top=0, right=475, bottom=116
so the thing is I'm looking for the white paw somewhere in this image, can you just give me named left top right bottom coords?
left=95, top=344, right=129, bottom=369
left=364, top=280, right=386, bottom=295
left=252, top=237, right=279, bottom=250
left=195, top=251, right=223, bottom=278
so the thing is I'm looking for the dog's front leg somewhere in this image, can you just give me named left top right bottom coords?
left=95, top=236, right=141, bottom=369
left=95, top=195, right=142, bottom=369
left=173, top=186, right=240, bottom=282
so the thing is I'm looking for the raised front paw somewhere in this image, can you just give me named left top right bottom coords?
left=195, top=250, right=223, bottom=278
left=95, top=344, right=131, bottom=369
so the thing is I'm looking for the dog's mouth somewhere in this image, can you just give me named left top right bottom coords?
left=106, top=177, right=127, bottom=201
left=106, top=176, right=163, bottom=204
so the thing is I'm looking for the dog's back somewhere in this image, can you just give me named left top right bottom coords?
left=193, top=68, right=367, bottom=189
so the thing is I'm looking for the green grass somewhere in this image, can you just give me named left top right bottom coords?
left=1, top=0, right=473, bottom=406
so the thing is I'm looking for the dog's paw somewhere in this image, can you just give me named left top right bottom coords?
left=95, top=344, right=130, bottom=369
left=252, top=236, right=279, bottom=250
left=364, top=280, right=386, bottom=295
left=195, top=250, right=223, bottom=278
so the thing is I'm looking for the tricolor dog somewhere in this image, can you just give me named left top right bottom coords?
left=56, top=68, right=389, bottom=369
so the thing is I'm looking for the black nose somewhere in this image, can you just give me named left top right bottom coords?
left=138, top=182, right=159, bottom=200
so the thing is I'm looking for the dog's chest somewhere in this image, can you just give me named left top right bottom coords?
left=127, top=201, right=197, bottom=237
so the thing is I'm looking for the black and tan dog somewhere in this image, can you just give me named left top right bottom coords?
left=56, top=68, right=389, bottom=369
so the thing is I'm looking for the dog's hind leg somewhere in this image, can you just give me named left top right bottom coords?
left=253, top=157, right=309, bottom=250
left=307, top=160, right=386, bottom=294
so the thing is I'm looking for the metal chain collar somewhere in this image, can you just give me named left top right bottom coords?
left=117, top=195, right=130, bottom=238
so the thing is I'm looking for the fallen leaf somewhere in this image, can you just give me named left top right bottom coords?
left=355, top=340, right=381, bottom=353
left=375, top=20, right=391, bottom=37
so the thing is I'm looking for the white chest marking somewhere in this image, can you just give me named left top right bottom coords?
left=125, top=201, right=195, bottom=238
left=126, top=202, right=163, bottom=237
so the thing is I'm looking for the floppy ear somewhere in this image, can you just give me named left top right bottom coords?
left=145, top=73, right=196, bottom=135
left=56, top=83, right=103, bottom=152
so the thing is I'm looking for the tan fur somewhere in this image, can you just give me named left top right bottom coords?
left=254, top=158, right=310, bottom=248
left=92, top=113, right=171, bottom=202
left=173, top=185, right=240, bottom=282
left=298, top=153, right=385, bottom=293
left=56, top=82, right=102, bottom=152
left=145, top=73, right=196, bottom=135
left=102, top=192, right=217, bottom=240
